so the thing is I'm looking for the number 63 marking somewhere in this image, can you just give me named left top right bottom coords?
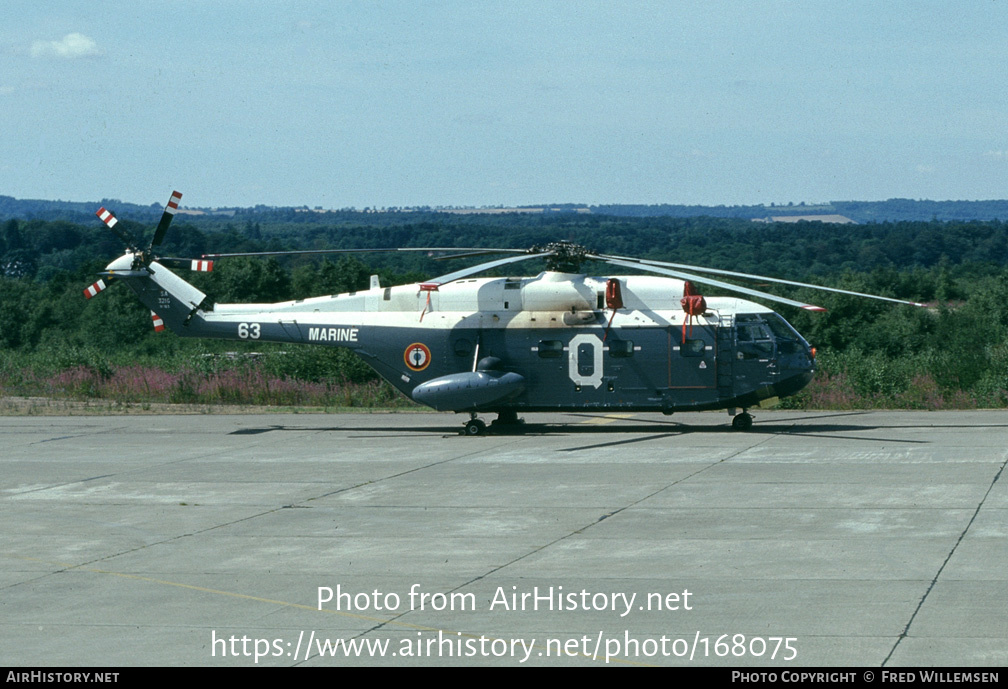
left=238, top=323, right=261, bottom=339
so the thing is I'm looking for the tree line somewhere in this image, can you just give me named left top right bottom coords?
left=2, top=213, right=1008, bottom=408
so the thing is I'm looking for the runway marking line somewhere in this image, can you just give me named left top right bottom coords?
left=579, top=413, right=635, bottom=425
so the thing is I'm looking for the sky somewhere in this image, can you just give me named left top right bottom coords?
left=2, top=1, right=1007, bottom=210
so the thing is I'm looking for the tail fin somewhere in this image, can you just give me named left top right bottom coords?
left=113, top=260, right=209, bottom=333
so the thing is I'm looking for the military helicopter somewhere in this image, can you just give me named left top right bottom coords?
left=85, top=191, right=924, bottom=433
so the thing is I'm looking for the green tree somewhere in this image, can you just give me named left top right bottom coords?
left=210, top=257, right=291, bottom=303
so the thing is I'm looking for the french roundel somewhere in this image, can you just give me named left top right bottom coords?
left=404, top=343, right=432, bottom=371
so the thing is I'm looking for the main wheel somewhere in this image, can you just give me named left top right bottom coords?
left=491, top=410, right=523, bottom=426
left=731, top=412, right=753, bottom=431
left=464, top=418, right=486, bottom=436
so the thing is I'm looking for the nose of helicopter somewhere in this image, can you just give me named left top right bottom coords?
left=773, top=343, right=816, bottom=398
left=772, top=369, right=815, bottom=398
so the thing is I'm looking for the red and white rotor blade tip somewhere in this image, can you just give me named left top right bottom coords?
left=166, top=191, right=182, bottom=214
left=95, top=207, right=117, bottom=229
left=83, top=279, right=107, bottom=299
left=151, top=191, right=183, bottom=248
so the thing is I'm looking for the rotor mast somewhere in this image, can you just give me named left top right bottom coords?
left=533, top=241, right=588, bottom=273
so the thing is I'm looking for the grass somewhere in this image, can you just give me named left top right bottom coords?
left=0, top=354, right=420, bottom=412
left=2, top=344, right=1006, bottom=414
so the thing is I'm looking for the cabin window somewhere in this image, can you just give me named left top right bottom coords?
left=609, top=340, right=634, bottom=358
left=383, top=287, right=391, bottom=301
left=538, top=340, right=564, bottom=358
left=453, top=339, right=473, bottom=357
left=681, top=338, right=705, bottom=357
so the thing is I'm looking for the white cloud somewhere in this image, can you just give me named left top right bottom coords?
left=983, top=150, right=1008, bottom=160
left=31, top=33, right=101, bottom=59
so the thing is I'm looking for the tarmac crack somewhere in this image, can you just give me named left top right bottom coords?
left=350, top=427, right=785, bottom=650
left=881, top=450, right=1008, bottom=666
left=3, top=433, right=533, bottom=589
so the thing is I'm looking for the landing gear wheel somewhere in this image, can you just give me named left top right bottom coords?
left=731, top=412, right=753, bottom=431
left=491, top=410, right=524, bottom=427
left=464, top=418, right=487, bottom=436
left=488, top=411, right=525, bottom=434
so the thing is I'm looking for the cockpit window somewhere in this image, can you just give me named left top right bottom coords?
left=736, top=313, right=807, bottom=357
left=764, top=313, right=803, bottom=341
left=736, top=314, right=774, bottom=358
left=737, top=323, right=771, bottom=342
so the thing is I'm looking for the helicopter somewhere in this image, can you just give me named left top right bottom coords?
left=84, top=191, right=924, bottom=433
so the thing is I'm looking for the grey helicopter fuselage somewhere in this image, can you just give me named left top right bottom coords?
left=104, top=251, right=816, bottom=417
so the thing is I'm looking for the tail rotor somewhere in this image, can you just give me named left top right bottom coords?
left=84, top=190, right=213, bottom=331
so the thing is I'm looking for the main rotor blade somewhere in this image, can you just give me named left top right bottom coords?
left=427, top=251, right=555, bottom=286
left=150, top=190, right=182, bottom=248
left=200, top=247, right=528, bottom=259
left=600, top=254, right=925, bottom=308
left=199, top=244, right=553, bottom=286
left=593, top=255, right=826, bottom=311
left=157, top=257, right=214, bottom=272
left=431, top=249, right=513, bottom=261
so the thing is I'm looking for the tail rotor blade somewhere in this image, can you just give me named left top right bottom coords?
left=150, top=311, right=166, bottom=332
left=96, top=207, right=138, bottom=250
left=150, top=190, right=182, bottom=248
left=83, top=278, right=110, bottom=300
